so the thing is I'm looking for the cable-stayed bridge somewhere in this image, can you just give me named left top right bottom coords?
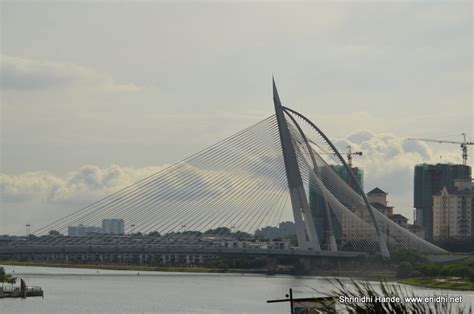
left=25, top=80, right=447, bottom=260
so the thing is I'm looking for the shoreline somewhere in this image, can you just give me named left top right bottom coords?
left=8, top=261, right=474, bottom=291
left=2, top=260, right=396, bottom=279
left=399, top=277, right=474, bottom=291
left=1, top=261, right=256, bottom=274
left=0, top=261, right=248, bottom=273
left=9, top=261, right=473, bottom=291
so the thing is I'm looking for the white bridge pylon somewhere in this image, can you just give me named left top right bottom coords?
left=272, top=79, right=321, bottom=252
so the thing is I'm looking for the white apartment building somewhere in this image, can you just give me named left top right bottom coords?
left=432, top=179, right=472, bottom=241
left=102, top=219, right=125, bottom=235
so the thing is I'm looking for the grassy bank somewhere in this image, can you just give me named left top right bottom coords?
left=1, top=261, right=257, bottom=274
left=400, top=277, right=474, bottom=291
left=315, top=270, right=396, bottom=280
left=1, top=261, right=395, bottom=278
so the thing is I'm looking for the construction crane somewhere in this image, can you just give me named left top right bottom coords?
left=305, top=140, right=363, bottom=167
left=346, top=145, right=363, bottom=167
left=408, top=133, right=474, bottom=165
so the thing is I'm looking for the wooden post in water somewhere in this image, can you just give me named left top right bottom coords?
left=20, top=278, right=26, bottom=299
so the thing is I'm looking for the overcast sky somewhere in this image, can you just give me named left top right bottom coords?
left=1, top=1, right=472, bottom=235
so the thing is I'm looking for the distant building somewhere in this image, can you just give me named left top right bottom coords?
left=432, top=179, right=473, bottom=241
left=414, top=163, right=471, bottom=240
left=367, top=187, right=394, bottom=216
left=330, top=165, right=364, bottom=191
left=277, top=221, right=296, bottom=237
left=408, top=224, right=425, bottom=239
left=102, top=219, right=125, bottom=235
left=255, top=221, right=295, bottom=240
left=389, top=214, right=409, bottom=229
left=68, top=225, right=102, bottom=236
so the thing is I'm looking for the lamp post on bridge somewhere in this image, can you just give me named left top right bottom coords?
left=25, top=223, right=31, bottom=237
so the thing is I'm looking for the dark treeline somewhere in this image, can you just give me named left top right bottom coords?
left=393, top=250, right=474, bottom=281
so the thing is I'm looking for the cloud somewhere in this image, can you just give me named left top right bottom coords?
left=401, top=139, right=431, bottom=160
left=347, top=130, right=375, bottom=144
left=1, top=164, right=165, bottom=205
left=0, top=56, right=140, bottom=92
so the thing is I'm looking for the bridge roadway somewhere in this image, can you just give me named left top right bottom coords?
left=0, top=244, right=366, bottom=258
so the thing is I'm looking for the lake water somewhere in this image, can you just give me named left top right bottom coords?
left=1, top=265, right=473, bottom=313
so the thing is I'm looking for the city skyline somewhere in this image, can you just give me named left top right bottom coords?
left=1, top=2, right=473, bottom=235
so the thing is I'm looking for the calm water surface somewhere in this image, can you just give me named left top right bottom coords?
left=2, top=265, right=473, bottom=313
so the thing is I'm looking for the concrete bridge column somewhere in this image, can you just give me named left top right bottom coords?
left=266, top=256, right=278, bottom=274
left=198, top=255, right=204, bottom=264
left=186, top=255, right=190, bottom=264
left=299, top=257, right=312, bottom=274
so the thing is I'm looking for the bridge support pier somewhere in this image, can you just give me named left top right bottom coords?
left=266, top=256, right=278, bottom=274
left=297, top=257, right=313, bottom=274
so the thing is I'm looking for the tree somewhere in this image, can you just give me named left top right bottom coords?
left=0, top=266, right=17, bottom=284
left=397, top=262, right=414, bottom=279
left=468, top=268, right=474, bottom=282
left=49, top=230, right=61, bottom=236
left=417, top=263, right=440, bottom=277
left=234, top=231, right=253, bottom=239
left=392, top=250, right=428, bottom=266
left=204, top=227, right=232, bottom=236
left=148, top=231, right=161, bottom=237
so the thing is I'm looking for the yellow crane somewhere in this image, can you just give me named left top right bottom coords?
left=408, top=133, right=474, bottom=165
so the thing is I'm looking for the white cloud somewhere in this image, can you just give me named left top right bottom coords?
left=0, top=56, right=140, bottom=92
left=0, top=164, right=165, bottom=205
left=347, top=130, right=375, bottom=144
left=0, top=164, right=169, bottom=234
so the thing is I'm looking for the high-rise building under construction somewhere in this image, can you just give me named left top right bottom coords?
left=414, top=163, right=472, bottom=241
